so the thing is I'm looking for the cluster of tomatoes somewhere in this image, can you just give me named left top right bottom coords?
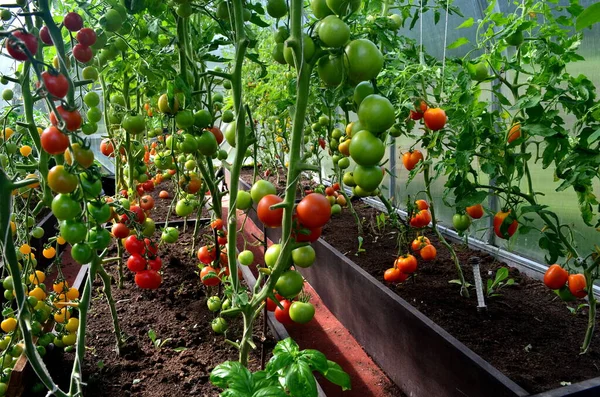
left=543, top=264, right=587, bottom=301
left=408, top=100, right=447, bottom=132
left=198, top=219, right=236, bottom=288
left=123, top=235, right=162, bottom=289
left=409, top=199, right=432, bottom=228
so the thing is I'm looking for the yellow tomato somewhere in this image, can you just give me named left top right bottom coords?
left=65, top=317, right=79, bottom=333
left=54, top=308, right=71, bottom=323
left=19, top=145, right=32, bottom=156
left=53, top=280, right=69, bottom=293
left=62, top=333, right=77, bottom=346
left=29, top=287, right=46, bottom=301
left=19, top=244, right=31, bottom=255
left=29, top=270, right=45, bottom=285
left=10, top=222, right=16, bottom=235
left=66, top=288, right=79, bottom=300
left=43, top=247, right=56, bottom=259
left=56, top=236, right=66, bottom=245
left=0, top=318, right=17, bottom=333
left=1, top=128, right=13, bottom=140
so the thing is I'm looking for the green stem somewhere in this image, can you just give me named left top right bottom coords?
left=97, top=265, right=126, bottom=352
left=424, top=164, right=469, bottom=297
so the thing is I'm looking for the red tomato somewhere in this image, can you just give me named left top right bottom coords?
left=208, top=126, right=224, bottom=144
left=543, top=264, right=569, bottom=290
left=274, top=299, right=293, bottom=325
left=73, top=44, right=93, bottom=63
left=42, top=71, right=69, bottom=98
left=568, top=274, right=587, bottom=298
left=410, top=236, right=430, bottom=251
left=129, top=205, right=146, bottom=224
left=211, top=219, right=224, bottom=230
left=292, top=221, right=322, bottom=243
left=50, top=105, right=82, bottom=131
left=144, top=238, right=159, bottom=256
left=466, top=204, right=484, bottom=219
left=148, top=257, right=163, bottom=271
left=384, top=268, right=406, bottom=283
left=493, top=210, right=518, bottom=239
left=296, top=193, right=331, bottom=229
left=197, top=245, right=217, bottom=264
left=63, top=12, right=83, bottom=31
left=100, top=139, right=115, bottom=157
left=41, top=126, right=69, bottom=155
left=6, top=31, right=38, bottom=61
left=159, top=190, right=169, bottom=199
left=76, top=28, right=96, bottom=46
left=143, top=180, right=155, bottom=192
left=127, top=254, right=147, bottom=272
left=201, top=266, right=220, bottom=286
left=139, top=195, right=155, bottom=211
left=332, top=183, right=340, bottom=191
left=124, top=235, right=145, bottom=255
left=325, top=187, right=335, bottom=196
left=257, top=194, right=284, bottom=228
left=39, top=26, right=53, bottom=45
left=410, top=209, right=431, bottom=228
left=135, top=270, right=162, bottom=289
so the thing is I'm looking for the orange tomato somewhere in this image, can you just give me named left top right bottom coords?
left=420, top=244, right=437, bottom=261
left=402, top=150, right=424, bottom=171
left=568, top=274, right=587, bottom=298
left=543, top=264, right=568, bottom=290
left=466, top=204, right=484, bottom=219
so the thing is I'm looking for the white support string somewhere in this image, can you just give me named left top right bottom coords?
left=419, top=0, right=424, bottom=65
left=441, top=0, right=450, bottom=97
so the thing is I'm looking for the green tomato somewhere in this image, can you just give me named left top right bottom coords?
left=175, top=110, right=195, bottom=129
left=179, top=133, right=198, bottom=154
left=60, top=220, right=87, bottom=244
left=51, top=194, right=82, bottom=220
left=318, top=15, right=350, bottom=48
left=289, top=301, right=315, bottom=324
left=265, top=244, right=281, bottom=268
left=87, top=202, right=111, bottom=223
left=2, top=277, right=13, bottom=291
left=338, top=157, right=350, bottom=169
left=353, top=165, right=383, bottom=192
left=80, top=173, right=102, bottom=198
left=250, top=180, right=276, bottom=204
left=82, top=66, right=99, bottom=81
left=331, top=204, right=342, bottom=215
left=212, top=92, right=224, bottom=103
left=84, top=92, right=100, bottom=107
left=238, top=250, right=254, bottom=266
left=122, top=114, right=145, bottom=134
left=344, top=39, right=383, bottom=83
left=196, top=130, right=218, bottom=156
left=142, top=218, right=156, bottom=237
left=2, top=89, right=13, bottom=101
left=354, top=81, right=374, bottom=106
left=225, top=122, right=236, bottom=147
left=291, top=246, right=316, bottom=268
left=87, top=107, right=102, bottom=123
left=175, top=199, right=195, bottom=217
left=211, top=317, right=228, bottom=334
left=3, top=290, right=13, bottom=301
left=236, top=190, right=252, bottom=210
left=357, top=94, right=395, bottom=134
left=452, top=213, right=471, bottom=232
left=71, top=243, right=93, bottom=264
left=207, top=296, right=222, bottom=312
left=221, top=110, right=234, bottom=123
left=161, top=227, right=179, bottom=243
left=87, top=227, right=111, bottom=250
left=275, top=270, right=304, bottom=299
left=31, top=227, right=44, bottom=239
left=194, top=109, right=213, bottom=128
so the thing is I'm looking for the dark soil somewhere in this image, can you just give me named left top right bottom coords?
left=321, top=201, right=600, bottom=394
left=239, top=167, right=316, bottom=198
left=28, top=226, right=275, bottom=397
left=146, top=179, right=210, bottom=223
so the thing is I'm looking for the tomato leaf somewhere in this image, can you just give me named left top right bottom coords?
left=575, top=3, right=600, bottom=31
left=522, top=124, right=557, bottom=137
left=299, top=349, right=328, bottom=374
left=323, top=360, right=351, bottom=391
left=447, top=37, right=469, bottom=49
left=285, top=361, right=317, bottom=397
left=456, top=17, right=474, bottom=29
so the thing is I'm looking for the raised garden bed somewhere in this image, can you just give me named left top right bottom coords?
left=228, top=169, right=600, bottom=397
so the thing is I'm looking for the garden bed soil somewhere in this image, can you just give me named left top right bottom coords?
left=321, top=201, right=600, bottom=394
left=27, top=227, right=275, bottom=397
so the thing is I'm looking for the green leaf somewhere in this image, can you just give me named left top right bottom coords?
left=455, top=190, right=487, bottom=208
left=252, top=371, right=279, bottom=390
left=323, top=361, right=351, bottom=391
left=522, top=124, right=557, bottom=137
left=210, top=361, right=254, bottom=393
left=250, top=14, right=269, bottom=27
left=266, top=351, right=294, bottom=374
left=173, top=347, right=187, bottom=352
left=447, top=37, right=469, bottom=49
left=147, top=329, right=156, bottom=343
left=273, top=338, right=299, bottom=356
left=251, top=386, right=288, bottom=397
left=575, top=3, right=600, bottom=31
left=299, top=349, right=328, bottom=374
left=587, top=129, right=600, bottom=144
left=285, top=361, right=317, bottom=397
left=457, top=17, right=474, bottom=29
left=495, top=267, right=509, bottom=282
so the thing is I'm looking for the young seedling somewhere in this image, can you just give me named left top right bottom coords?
left=486, top=267, right=516, bottom=297
left=148, top=329, right=172, bottom=350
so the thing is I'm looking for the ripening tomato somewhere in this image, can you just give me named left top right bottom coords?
left=296, top=193, right=331, bottom=229
left=568, top=274, right=587, bottom=298
left=493, top=210, right=518, bottom=239
left=507, top=123, right=521, bottom=143
left=100, top=139, right=115, bottom=157
left=466, top=204, right=484, bottom=219
left=65, top=143, right=94, bottom=168
left=200, top=266, right=220, bottom=286
left=410, top=110, right=424, bottom=120
left=135, top=270, right=162, bottom=289
left=395, top=254, right=418, bottom=274
left=420, top=245, right=437, bottom=261
left=410, top=209, right=431, bottom=228
left=208, top=126, right=224, bottom=145
left=129, top=205, right=146, bottom=224
left=76, top=28, right=96, bottom=46
left=41, top=126, right=69, bottom=155
left=415, top=199, right=429, bottom=210
left=111, top=222, right=130, bottom=239
left=6, top=31, right=38, bottom=61
left=39, top=26, right=52, bottom=45
left=159, top=190, right=169, bottom=199
left=402, top=150, right=424, bottom=171
left=411, top=236, right=430, bottom=251
left=48, top=165, right=78, bottom=194
left=384, top=267, right=407, bottom=283
left=423, top=108, right=447, bottom=131
left=292, top=223, right=322, bottom=242
left=257, top=194, right=284, bottom=228
left=211, top=219, right=224, bottom=230
left=139, top=195, right=154, bottom=211
left=144, top=238, right=159, bottom=256
left=544, top=264, right=569, bottom=290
